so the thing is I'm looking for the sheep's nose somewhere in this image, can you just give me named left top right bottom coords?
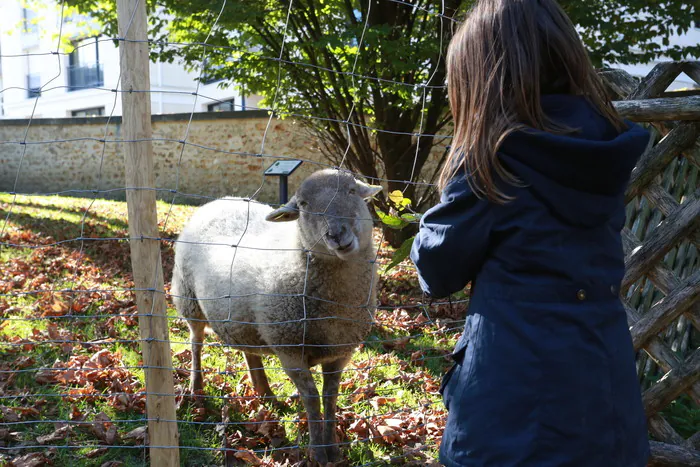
left=326, top=225, right=348, bottom=242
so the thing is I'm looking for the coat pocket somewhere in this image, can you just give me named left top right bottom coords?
left=440, top=337, right=468, bottom=411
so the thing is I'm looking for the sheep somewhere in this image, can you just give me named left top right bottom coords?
left=171, top=169, right=382, bottom=464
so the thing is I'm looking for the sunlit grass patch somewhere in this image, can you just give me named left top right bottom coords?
left=0, top=193, right=455, bottom=466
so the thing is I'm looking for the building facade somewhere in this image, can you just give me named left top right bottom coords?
left=0, top=1, right=261, bottom=119
left=0, top=2, right=697, bottom=119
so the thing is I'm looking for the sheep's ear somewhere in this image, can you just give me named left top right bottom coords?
left=355, top=180, right=383, bottom=199
left=265, top=197, right=300, bottom=222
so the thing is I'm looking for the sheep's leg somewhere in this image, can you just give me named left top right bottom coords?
left=277, top=354, right=327, bottom=465
left=322, top=355, right=351, bottom=462
left=243, top=353, right=277, bottom=402
left=188, top=318, right=206, bottom=393
left=172, top=266, right=206, bottom=394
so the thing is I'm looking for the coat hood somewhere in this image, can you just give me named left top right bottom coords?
left=498, top=94, right=651, bottom=227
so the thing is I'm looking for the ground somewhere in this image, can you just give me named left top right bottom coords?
left=0, top=193, right=469, bottom=467
left=3, top=194, right=697, bottom=467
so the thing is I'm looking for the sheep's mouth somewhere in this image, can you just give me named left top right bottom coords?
left=329, top=237, right=358, bottom=258
left=337, top=242, right=353, bottom=252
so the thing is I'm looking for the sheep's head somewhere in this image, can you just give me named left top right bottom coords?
left=265, top=169, right=382, bottom=259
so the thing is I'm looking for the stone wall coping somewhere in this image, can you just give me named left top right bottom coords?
left=0, top=110, right=271, bottom=126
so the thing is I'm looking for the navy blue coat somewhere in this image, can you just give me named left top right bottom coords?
left=411, top=95, right=651, bottom=467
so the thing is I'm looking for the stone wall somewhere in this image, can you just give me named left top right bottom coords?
left=0, top=110, right=447, bottom=205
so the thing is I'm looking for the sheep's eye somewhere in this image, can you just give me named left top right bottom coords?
left=349, top=188, right=356, bottom=195
left=298, top=200, right=308, bottom=208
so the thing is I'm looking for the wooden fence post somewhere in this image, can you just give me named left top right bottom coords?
left=116, top=0, right=180, bottom=464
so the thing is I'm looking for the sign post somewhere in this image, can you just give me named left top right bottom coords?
left=264, top=160, right=303, bottom=205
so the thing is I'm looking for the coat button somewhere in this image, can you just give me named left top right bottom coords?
left=611, top=285, right=617, bottom=295
left=577, top=289, right=586, bottom=301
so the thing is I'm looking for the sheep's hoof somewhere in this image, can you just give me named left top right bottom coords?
left=190, top=377, right=204, bottom=394
left=309, top=447, right=329, bottom=466
left=325, top=445, right=341, bottom=463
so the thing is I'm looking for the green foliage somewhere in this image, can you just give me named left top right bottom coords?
left=558, top=0, right=699, bottom=67
left=383, top=236, right=415, bottom=274
left=60, top=0, right=699, bottom=91
left=377, top=190, right=422, bottom=273
left=661, top=394, right=700, bottom=439
left=376, top=190, right=421, bottom=227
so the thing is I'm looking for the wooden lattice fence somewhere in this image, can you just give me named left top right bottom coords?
left=602, top=61, right=700, bottom=466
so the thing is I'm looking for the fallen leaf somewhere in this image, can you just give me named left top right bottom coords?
left=9, top=452, right=51, bottom=467
left=14, top=407, right=40, bottom=419
left=13, top=356, right=34, bottom=370
left=251, top=408, right=286, bottom=448
left=42, top=300, right=69, bottom=317
left=91, top=412, right=118, bottom=445
left=0, top=406, right=19, bottom=423
left=376, top=424, right=400, bottom=444
left=69, top=405, right=85, bottom=421
left=348, top=419, right=369, bottom=438
left=369, top=397, right=396, bottom=410
left=123, top=426, right=148, bottom=445
left=35, top=368, right=56, bottom=385
left=36, top=425, right=72, bottom=445
left=382, top=335, right=411, bottom=351
left=85, top=448, right=108, bottom=459
left=383, top=418, right=404, bottom=430
left=233, top=449, right=262, bottom=465
left=174, top=349, right=192, bottom=364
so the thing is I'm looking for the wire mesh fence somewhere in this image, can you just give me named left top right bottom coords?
left=0, top=0, right=698, bottom=466
left=0, top=1, right=461, bottom=465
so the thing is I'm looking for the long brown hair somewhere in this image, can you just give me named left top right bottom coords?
left=440, top=0, right=626, bottom=202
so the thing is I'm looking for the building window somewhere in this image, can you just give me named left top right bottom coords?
left=207, top=99, right=235, bottom=112
left=71, top=107, right=105, bottom=117
left=68, top=37, right=104, bottom=91
left=26, top=74, right=41, bottom=98
left=22, top=8, right=39, bottom=35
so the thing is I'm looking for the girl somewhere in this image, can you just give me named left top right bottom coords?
left=410, top=0, right=651, bottom=465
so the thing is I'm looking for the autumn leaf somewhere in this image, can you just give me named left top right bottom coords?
left=0, top=406, right=19, bottom=423
left=382, top=335, right=411, bottom=351
left=250, top=408, right=286, bottom=448
left=376, top=423, right=401, bottom=444
left=369, top=397, right=397, bottom=410
left=123, top=426, right=148, bottom=445
left=91, top=412, right=119, bottom=445
left=233, top=448, right=263, bottom=465
left=42, top=299, right=69, bottom=317
left=36, top=426, right=72, bottom=445
left=9, top=452, right=52, bottom=467
left=85, top=448, right=109, bottom=459
left=348, top=419, right=370, bottom=439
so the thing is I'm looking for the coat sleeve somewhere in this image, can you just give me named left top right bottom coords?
left=410, top=177, right=493, bottom=299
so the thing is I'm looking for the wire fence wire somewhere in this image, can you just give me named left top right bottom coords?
left=0, top=1, right=467, bottom=466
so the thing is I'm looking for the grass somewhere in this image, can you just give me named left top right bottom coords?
left=0, top=193, right=461, bottom=466
left=4, top=193, right=694, bottom=466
